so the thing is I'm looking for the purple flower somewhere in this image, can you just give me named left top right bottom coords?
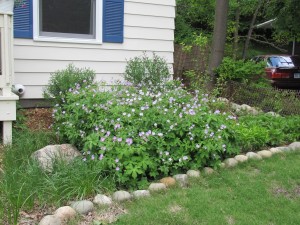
left=117, top=137, right=122, bottom=142
left=114, top=124, right=121, bottom=130
left=100, top=137, right=106, bottom=142
left=99, top=154, right=104, bottom=160
left=115, top=158, right=119, bottom=163
left=91, top=155, right=95, bottom=160
left=83, top=158, right=87, bottom=162
left=189, top=109, right=196, bottom=115
left=113, top=136, right=117, bottom=142
left=214, top=110, right=220, bottom=114
left=126, top=138, right=133, bottom=145
left=106, top=131, right=111, bottom=136
left=116, top=167, right=120, bottom=171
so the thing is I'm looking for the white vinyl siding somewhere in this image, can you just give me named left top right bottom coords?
left=13, top=0, right=175, bottom=99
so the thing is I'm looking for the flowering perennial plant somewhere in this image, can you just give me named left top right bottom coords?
left=53, top=81, right=239, bottom=187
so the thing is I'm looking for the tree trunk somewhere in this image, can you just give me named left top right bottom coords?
left=208, top=0, right=230, bottom=90
left=242, top=0, right=263, bottom=60
left=233, top=0, right=240, bottom=59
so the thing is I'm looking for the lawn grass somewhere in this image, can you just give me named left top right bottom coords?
left=115, top=152, right=300, bottom=225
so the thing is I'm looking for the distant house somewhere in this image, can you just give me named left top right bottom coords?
left=13, top=0, right=175, bottom=101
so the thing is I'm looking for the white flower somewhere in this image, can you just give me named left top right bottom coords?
left=158, top=133, right=163, bottom=137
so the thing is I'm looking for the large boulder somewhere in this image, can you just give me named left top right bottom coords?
left=31, top=144, right=81, bottom=172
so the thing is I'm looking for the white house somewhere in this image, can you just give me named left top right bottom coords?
left=13, top=0, right=176, bottom=101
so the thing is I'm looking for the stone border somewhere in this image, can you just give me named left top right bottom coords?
left=38, top=142, right=300, bottom=224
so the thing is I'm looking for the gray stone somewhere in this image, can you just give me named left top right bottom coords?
left=93, top=194, right=112, bottom=205
left=220, top=163, right=226, bottom=168
left=39, top=215, right=61, bottom=225
left=257, top=150, right=272, bottom=158
left=148, top=183, right=167, bottom=192
left=173, top=174, right=188, bottom=187
left=231, top=103, right=241, bottom=112
left=203, top=167, right=214, bottom=175
left=234, top=155, right=248, bottom=163
left=277, top=146, right=291, bottom=152
left=217, top=97, right=229, bottom=103
left=31, top=144, right=81, bottom=172
left=71, top=200, right=94, bottom=215
left=224, top=158, right=238, bottom=168
left=269, top=147, right=283, bottom=154
left=112, top=191, right=131, bottom=202
left=246, top=152, right=262, bottom=160
left=54, top=206, right=76, bottom=221
left=266, top=111, right=280, bottom=117
left=132, top=190, right=151, bottom=198
left=186, top=170, right=200, bottom=178
left=289, top=142, right=300, bottom=151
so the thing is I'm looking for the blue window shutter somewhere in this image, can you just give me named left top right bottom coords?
left=103, top=0, right=124, bottom=43
left=13, top=0, right=33, bottom=38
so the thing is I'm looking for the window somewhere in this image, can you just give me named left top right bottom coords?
left=33, top=0, right=102, bottom=43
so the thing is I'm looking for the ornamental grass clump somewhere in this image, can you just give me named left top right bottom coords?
left=53, top=81, right=239, bottom=188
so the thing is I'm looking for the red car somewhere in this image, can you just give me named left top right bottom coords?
left=252, top=55, right=300, bottom=89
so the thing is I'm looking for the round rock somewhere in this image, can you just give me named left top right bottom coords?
left=149, top=183, right=167, bottom=192
left=93, top=194, right=112, bottom=206
left=71, top=200, right=94, bottom=215
left=257, top=150, right=272, bottom=158
left=276, top=146, right=291, bottom=152
left=173, top=174, right=188, bottom=187
left=112, top=191, right=131, bottom=202
left=186, top=170, right=200, bottom=178
left=289, top=142, right=300, bottom=151
left=234, top=155, right=248, bottom=163
left=54, top=206, right=76, bottom=221
left=269, top=147, right=283, bottom=154
left=160, top=177, right=176, bottom=187
left=224, top=158, right=238, bottom=168
left=39, top=215, right=61, bottom=225
left=246, top=152, right=262, bottom=160
left=204, top=167, right=214, bottom=175
left=132, top=190, right=150, bottom=198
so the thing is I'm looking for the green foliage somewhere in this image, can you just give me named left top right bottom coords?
left=124, top=53, right=171, bottom=90
left=236, top=114, right=300, bottom=151
left=267, top=0, right=300, bottom=41
left=0, top=130, right=114, bottom=225
left=53, top=82, right=239, bottom=188
left=215, top=57, right=266, bottom=83
left=43, top=64, right=96, bottom=105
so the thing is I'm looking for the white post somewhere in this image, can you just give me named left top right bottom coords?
left=3, top=120, right=12, bottom=144
left=0, top=12, right=19, bottom=145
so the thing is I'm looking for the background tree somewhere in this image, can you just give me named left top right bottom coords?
left=208, top=0, right=230, bottom=88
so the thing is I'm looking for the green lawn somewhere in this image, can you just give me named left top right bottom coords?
left=115, top=152, right=300, bottom=225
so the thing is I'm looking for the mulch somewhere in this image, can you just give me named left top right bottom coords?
left=20, top=108, right=53, bottom=131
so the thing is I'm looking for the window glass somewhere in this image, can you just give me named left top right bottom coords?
left=268, top=56, right=300, bottom=68
left=40, top=0, right=95, bottom=38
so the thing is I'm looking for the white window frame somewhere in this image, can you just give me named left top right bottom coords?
left=33, top=0, right=102, bottom=44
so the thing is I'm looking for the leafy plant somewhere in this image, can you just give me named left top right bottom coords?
left=53, top=82, right=239, bottom=188
left=215, top=57, right=266, bottom=84
left=124, top=53, right=171, bottom=91
left=43, top=64, right=96, bottom=106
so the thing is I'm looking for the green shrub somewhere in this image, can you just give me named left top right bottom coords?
left=43, top=64, right=96, bottom=105
left=215, top=57, right=266, bottom=84
left=124, top=53, right=171, bottom=90
left=53, top=82, right=239, bottom=188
